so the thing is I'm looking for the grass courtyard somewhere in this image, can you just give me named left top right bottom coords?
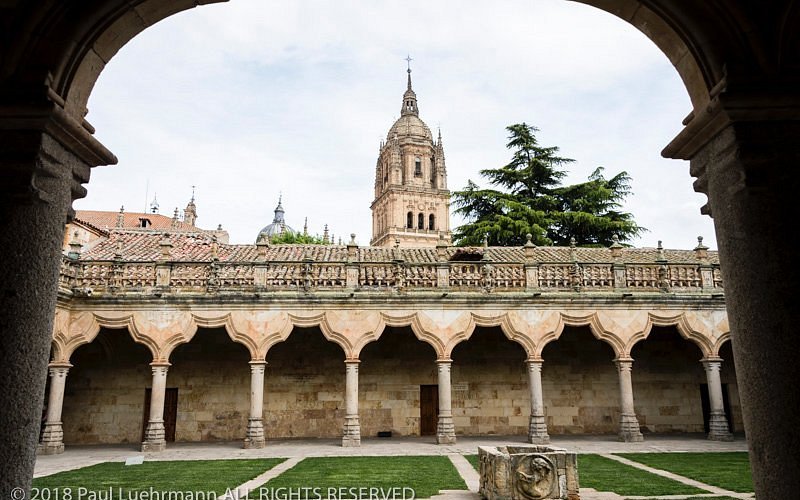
left=33, top=452, right=755, bottom=499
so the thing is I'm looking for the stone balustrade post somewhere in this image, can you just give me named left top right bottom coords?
left=702, top=359, right=734, bottom=441
left=436, top=359, right=456, bottom=444
left=615, top=358, right=643, bottom=442
left=244, top=361, right=267, bottom=449
left=342, top=360, right=361, bottom=447
left=142, top=363, right=170, bottom=452
left=526, top=359, right=549, bottom=444
left=38, top=364, right=71, bottom=455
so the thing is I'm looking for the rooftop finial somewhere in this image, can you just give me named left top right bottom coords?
left=191, top=185, right=196, bottom=203
left=400, top=55, right=419, bottom=116
left=150, top=193, right=159, bottom=214
left=303, top=217, right=308, bottom=236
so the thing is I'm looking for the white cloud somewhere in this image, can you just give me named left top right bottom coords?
left=80, top=0, right=716, bottom=249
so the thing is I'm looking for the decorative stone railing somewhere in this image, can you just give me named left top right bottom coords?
left=58, top=256, right=724, bottom=297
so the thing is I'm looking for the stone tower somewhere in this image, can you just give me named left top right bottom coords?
left=370, top=67, right=451, bottom=248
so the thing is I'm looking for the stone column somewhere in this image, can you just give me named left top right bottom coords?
left=0, top=108, right=116, bottom=493
left=142, top=363, right=170, bottom=452
left=38, top=365, right=71, bottom=455
left=342, top=360, right=361, bottom=447
left=615, top=358, right=643, bottom=442
left=244, top=361, right=266, bottom=449
left=703, top=359, right=733, bottom=441
left=526, top=359, right=549, bottom=444
left=436, top=359, right=456, bottom=444
left=665, top=118, right=800, bottom=497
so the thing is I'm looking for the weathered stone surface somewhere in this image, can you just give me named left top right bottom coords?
left=479, top=445, right=579, bottom=499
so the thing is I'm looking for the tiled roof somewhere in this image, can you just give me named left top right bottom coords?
left=78, top=230, right=719, bottom=265
left=75, top=210, right=202, bottom=232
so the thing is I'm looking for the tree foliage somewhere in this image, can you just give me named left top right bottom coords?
left=269, top=231, right=329, bottom=245
left=452, top=123, right=645, bottom=247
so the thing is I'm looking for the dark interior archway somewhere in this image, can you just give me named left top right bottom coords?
left=63, top=327, right=151, bottom=446
left=359, top=326, right=437, bottom=437
left=540, top=326, right=619, bottom=435
left=263, top=326, right=345, bottom=439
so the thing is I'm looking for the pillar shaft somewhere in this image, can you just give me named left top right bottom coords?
left=436, top=360, right=456, bottom=444
left=615, top=359, right=643, bottom=442
left=244, top=361, right=266, bottom=449
left=342, top=360, right=361, bottom=447
left=677, top=120, right=800, bottom=497
left=38, top=366, right=70, bottom=455
left=142, top=364, right=169, bottom=452
left=0, top=116, right=112, bottom=494
left=703, top=360, right=733, bottom=441
left=526, top=360, right=549, bottom=444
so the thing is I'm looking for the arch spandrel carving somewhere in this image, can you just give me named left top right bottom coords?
left=191, top=310, right=292, bottom=361
left=535, top=311, right=626, bottom=358
left=503, top=310, right=564, bottom=358
left=627, top=311, right=718, bottom=358
left=129, top=310, right=195, bottom=363
left=285, top=310, right=383, bottom=360
left=410, top=310, right=475, bottom=359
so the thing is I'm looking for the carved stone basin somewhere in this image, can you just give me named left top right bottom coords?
left=478, top=445, right=579, bottom=500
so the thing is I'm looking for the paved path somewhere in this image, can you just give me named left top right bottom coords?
left=220, top=457, right=303, bottom=500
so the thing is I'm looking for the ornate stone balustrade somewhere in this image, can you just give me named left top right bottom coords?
left=58, top=254, right=723, bottom=297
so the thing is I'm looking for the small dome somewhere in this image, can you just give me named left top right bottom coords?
left=256, top=197, right=296, bottom=242
left=387, top=114, right=433, bottom=142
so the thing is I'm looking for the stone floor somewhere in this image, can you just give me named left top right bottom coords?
left=34, top=434, right=751, bottom=499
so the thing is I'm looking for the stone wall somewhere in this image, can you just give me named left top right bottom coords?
left=541, top=327, right=621, bottom=434
left=263, top=328, right=347, bottom=438
left=360, top=327, right=438, bottom=437
left=62, top=328, right=151, bottom=444
left=632, top=328, right=706, bottom=433
left=452, top=328, right=530, bottom=435
left=169, top=328, right=250, bottom=442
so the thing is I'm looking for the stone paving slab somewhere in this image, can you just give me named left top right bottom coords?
left=220, top=457, right=303, bottom=500
left=447, top=454, right=479, bottom=492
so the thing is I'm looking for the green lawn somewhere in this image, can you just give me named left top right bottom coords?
left=578, top=454, right=708, bottom=496
left=33, top=458, right=285, bottom=495
left=259, top=456, right=466, bottom=499
left=464, top=454, right=479, bottom=470
left=616, top=452, right=753, bottom=493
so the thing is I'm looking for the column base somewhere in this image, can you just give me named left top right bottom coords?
left=244, top=419, right=266, bottom=448
left=142, top=421, right=166, bottom=451
left=436, top=417, right=456, bottom=445
left=141, top=440, right=166, bottom=452
left=619, top=414, right=644, bottom=442
left=39, top=423, right=65, bottom=454
left=708, top=414, right=734, bottom=441
left=37, top=442, right=65, bottom=455
left=342, top=416, right=361, bottom=447
left=243, top=438, right=266, bottom=449
left=528, top=415, right=550, bottom=444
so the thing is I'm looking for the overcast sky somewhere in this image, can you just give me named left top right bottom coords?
left=78, top=0, right=716, bottom=249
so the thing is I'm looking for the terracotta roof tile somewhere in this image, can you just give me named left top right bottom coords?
left=78, top=230, right=719, bottom=265
left=76, top=210, right=202, bottom=232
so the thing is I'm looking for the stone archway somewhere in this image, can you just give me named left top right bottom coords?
left=450, top=326, right=529, bottom=437
left=1, top=2, right=799, bottom=497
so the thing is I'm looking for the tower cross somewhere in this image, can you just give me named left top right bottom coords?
left=405, top=54, right=412, bottom=72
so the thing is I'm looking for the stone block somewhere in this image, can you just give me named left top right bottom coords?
left=479, top=445, right=579, bottom=500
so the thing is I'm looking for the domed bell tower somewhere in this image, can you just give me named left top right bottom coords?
left=370, top=63, right=451, bottom=248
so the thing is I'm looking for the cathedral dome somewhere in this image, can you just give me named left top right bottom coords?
left=387, top=114, right=433, bottom=142
left=256, top=196, right=295, bottom=242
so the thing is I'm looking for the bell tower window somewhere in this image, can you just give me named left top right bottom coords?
left=417, top=213, right=424, bottom=230
left=407, top=212, right=413, bottom=229
left=429, top=214, right=435, bottom=230
left=414, top=157, right=422, bottom=177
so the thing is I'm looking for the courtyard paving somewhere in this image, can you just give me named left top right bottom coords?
left=34, top=434, right=751, bottom=500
